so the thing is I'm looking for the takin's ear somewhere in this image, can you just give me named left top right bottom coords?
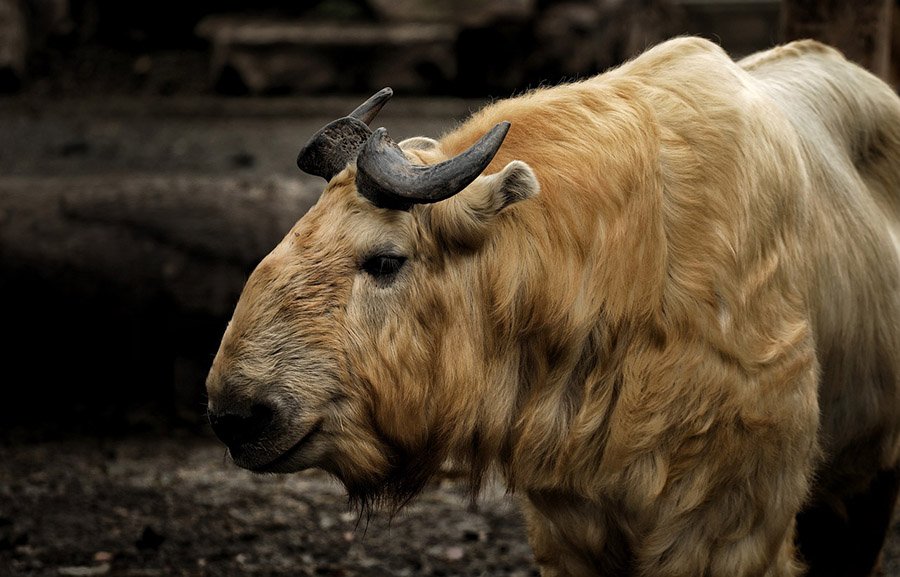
left=398, top=136, right=440, bottom=151
left=479, top=160, right=540, bottom=210
left=430, top=160, right=540, bottom=249
left=398, top=136, right=444, bottom=166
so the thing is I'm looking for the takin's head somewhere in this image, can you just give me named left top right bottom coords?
left=205, top=89, right=539, bottom=507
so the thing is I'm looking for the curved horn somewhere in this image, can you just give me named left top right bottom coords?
left=356, top=121, right=511, bottom=210
left=296, top=88, right=393, bottom=181
left=348, top=87, right=393, bottom=124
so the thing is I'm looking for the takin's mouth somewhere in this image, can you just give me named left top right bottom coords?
left=246, top=420, right=324, bottom=473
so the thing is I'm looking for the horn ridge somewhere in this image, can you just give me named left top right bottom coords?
left=356, top=121, right=511, bottom=210
left=296, top=88, right=394, bottom=181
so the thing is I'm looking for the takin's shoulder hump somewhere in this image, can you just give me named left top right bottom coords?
left=622, top=36, right=734, bottom=73
left=611, top=36, right=746, bottom=94
left=739, top=39, right=846, bottom=73
left=640, top=36, right=730, bottom=59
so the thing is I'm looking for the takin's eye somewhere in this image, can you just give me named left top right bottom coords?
left=360, top=253, right=407, bottom=281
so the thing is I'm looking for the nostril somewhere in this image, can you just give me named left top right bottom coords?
left=208, top=403, right=274, bottom=450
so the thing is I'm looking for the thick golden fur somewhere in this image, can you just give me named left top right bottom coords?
left=207, top=37, right=900, bottom=576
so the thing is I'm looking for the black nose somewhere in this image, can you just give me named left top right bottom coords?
left=208, top=403, right=274, bottom=450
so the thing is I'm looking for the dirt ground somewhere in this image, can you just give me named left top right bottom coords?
left=0, top=435, right=899, bottom=577
left=0, top=435, right=536, bottom=577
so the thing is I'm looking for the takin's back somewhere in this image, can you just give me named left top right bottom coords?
left=741, top=39, right=900, bottom=493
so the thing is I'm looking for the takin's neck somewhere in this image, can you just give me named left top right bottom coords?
left=431, top=214, right=665, bottom=497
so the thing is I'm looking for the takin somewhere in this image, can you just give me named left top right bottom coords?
left=206, top=37, right=900, bottom=577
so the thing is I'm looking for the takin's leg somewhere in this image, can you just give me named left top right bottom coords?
left=629, top=487, right=806, bottom=577
left=521, top=485, right=806, bottom=577
left=796, top=467, right=900, bottom=577
left=633, top=512, right=804, bottom=577
left=521, top=493, right=635, bottom=577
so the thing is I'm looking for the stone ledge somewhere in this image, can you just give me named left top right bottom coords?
left=196, top=18, right=457, bottom=47
left=196, top=18, right=458, bottom=95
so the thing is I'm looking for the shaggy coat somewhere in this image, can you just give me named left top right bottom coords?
left=207, top=37, right=900, bottom=577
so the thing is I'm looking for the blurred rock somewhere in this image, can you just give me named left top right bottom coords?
left=368, top=0, right=535, bottom=26
left=57, top=565, right=110, bottom=576
left=0, top=0, right=28, bottom=91
left=0, top=175, right=307, bottom=316
left=197, top=18, right=456, bottom=94
left=444, top=545, right=464, bottom=560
